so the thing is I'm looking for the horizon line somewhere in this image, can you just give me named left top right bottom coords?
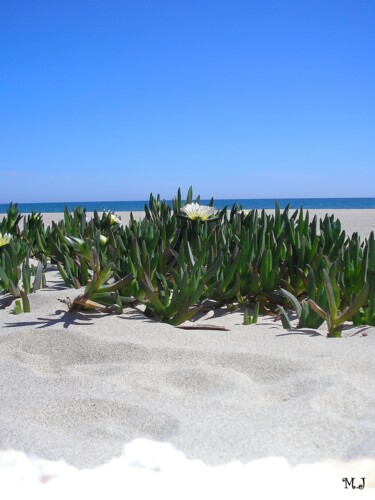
left=1, top=196, right=375, bottom=205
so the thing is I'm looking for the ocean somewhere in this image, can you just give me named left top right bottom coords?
left=1, top=198, right=375, bottom=214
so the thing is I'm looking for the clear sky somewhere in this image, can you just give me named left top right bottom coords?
left=1, top=0, right=374, bottom=202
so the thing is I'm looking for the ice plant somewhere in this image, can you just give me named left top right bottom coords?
left=2, top=187, right=375, bottom=334
left=0, top=233, right=12, bottom=247
left=180, top=203, right=216, bottom=221
left=103, top=212, right=121, bottom=225
left=110, top=214, right=121, bottom=225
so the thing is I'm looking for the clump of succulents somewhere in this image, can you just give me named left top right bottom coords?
left=68, top=246, right=133, bottom=313
left=0, top=236, right=45, bottom=313
left=305, top=269, right=369, bottom=337
left=0, top=203, right=22, bottom=236
left=1, top=187, right=375, bottom=333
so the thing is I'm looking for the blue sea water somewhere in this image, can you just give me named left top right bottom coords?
left=1, top=198, right=375, bottom=214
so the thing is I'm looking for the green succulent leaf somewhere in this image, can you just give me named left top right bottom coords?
left=323, top=269, right=338, bottom=320
left=280, top=288, right=302, bottom=317
left=278, top=306, right=293, bottom=329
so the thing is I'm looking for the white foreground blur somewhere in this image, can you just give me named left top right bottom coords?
left=0, top=439, right=374, bottom=500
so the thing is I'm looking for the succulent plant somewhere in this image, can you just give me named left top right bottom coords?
left=243, top=302, right=259, bottom=325
left=1, top=188, right=375, bottom=333
left=69, top=247, right=133, bottom=313
left=306, top=269, right=369, bottom=337
left=0, top=203, right=22, bottom=236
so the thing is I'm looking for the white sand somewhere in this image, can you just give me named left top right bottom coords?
left=1, top=209, right=375, bottom=497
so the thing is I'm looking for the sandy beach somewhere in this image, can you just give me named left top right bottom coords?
left=1, top=209, right=375, bottom=497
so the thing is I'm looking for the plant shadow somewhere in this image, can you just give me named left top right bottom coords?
left=340, top=325, right=372, bottom=337
left=118, top=308, right=156, bottom=324
left=4, top=309, right=110, bottom=330
left=0, top=294, right=15, bottom=309
left=276, top=328, right=323, bottom=337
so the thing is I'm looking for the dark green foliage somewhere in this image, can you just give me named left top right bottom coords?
left=306, top=269, right=369, bottom=337
left=0, top=203, right=22, bottom=236
left=1, top=187, right=375, bottom=331
left=69, top=247, right=133, bottom=313
left=0, top=240, right=45, bottom=312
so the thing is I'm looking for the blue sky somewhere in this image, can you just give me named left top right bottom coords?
left=1, top=0, right=374, bottom=202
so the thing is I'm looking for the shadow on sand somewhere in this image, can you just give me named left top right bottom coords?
left=4, top=310, right=111, bottom=330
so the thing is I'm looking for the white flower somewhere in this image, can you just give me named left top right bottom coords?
left=180, top=203, right=216, bottom=221
left=100, top=235, right=108, bottom=245
left=104, top=212, right=121, bottom=225
left=0, top=233, right=12, bottom=247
